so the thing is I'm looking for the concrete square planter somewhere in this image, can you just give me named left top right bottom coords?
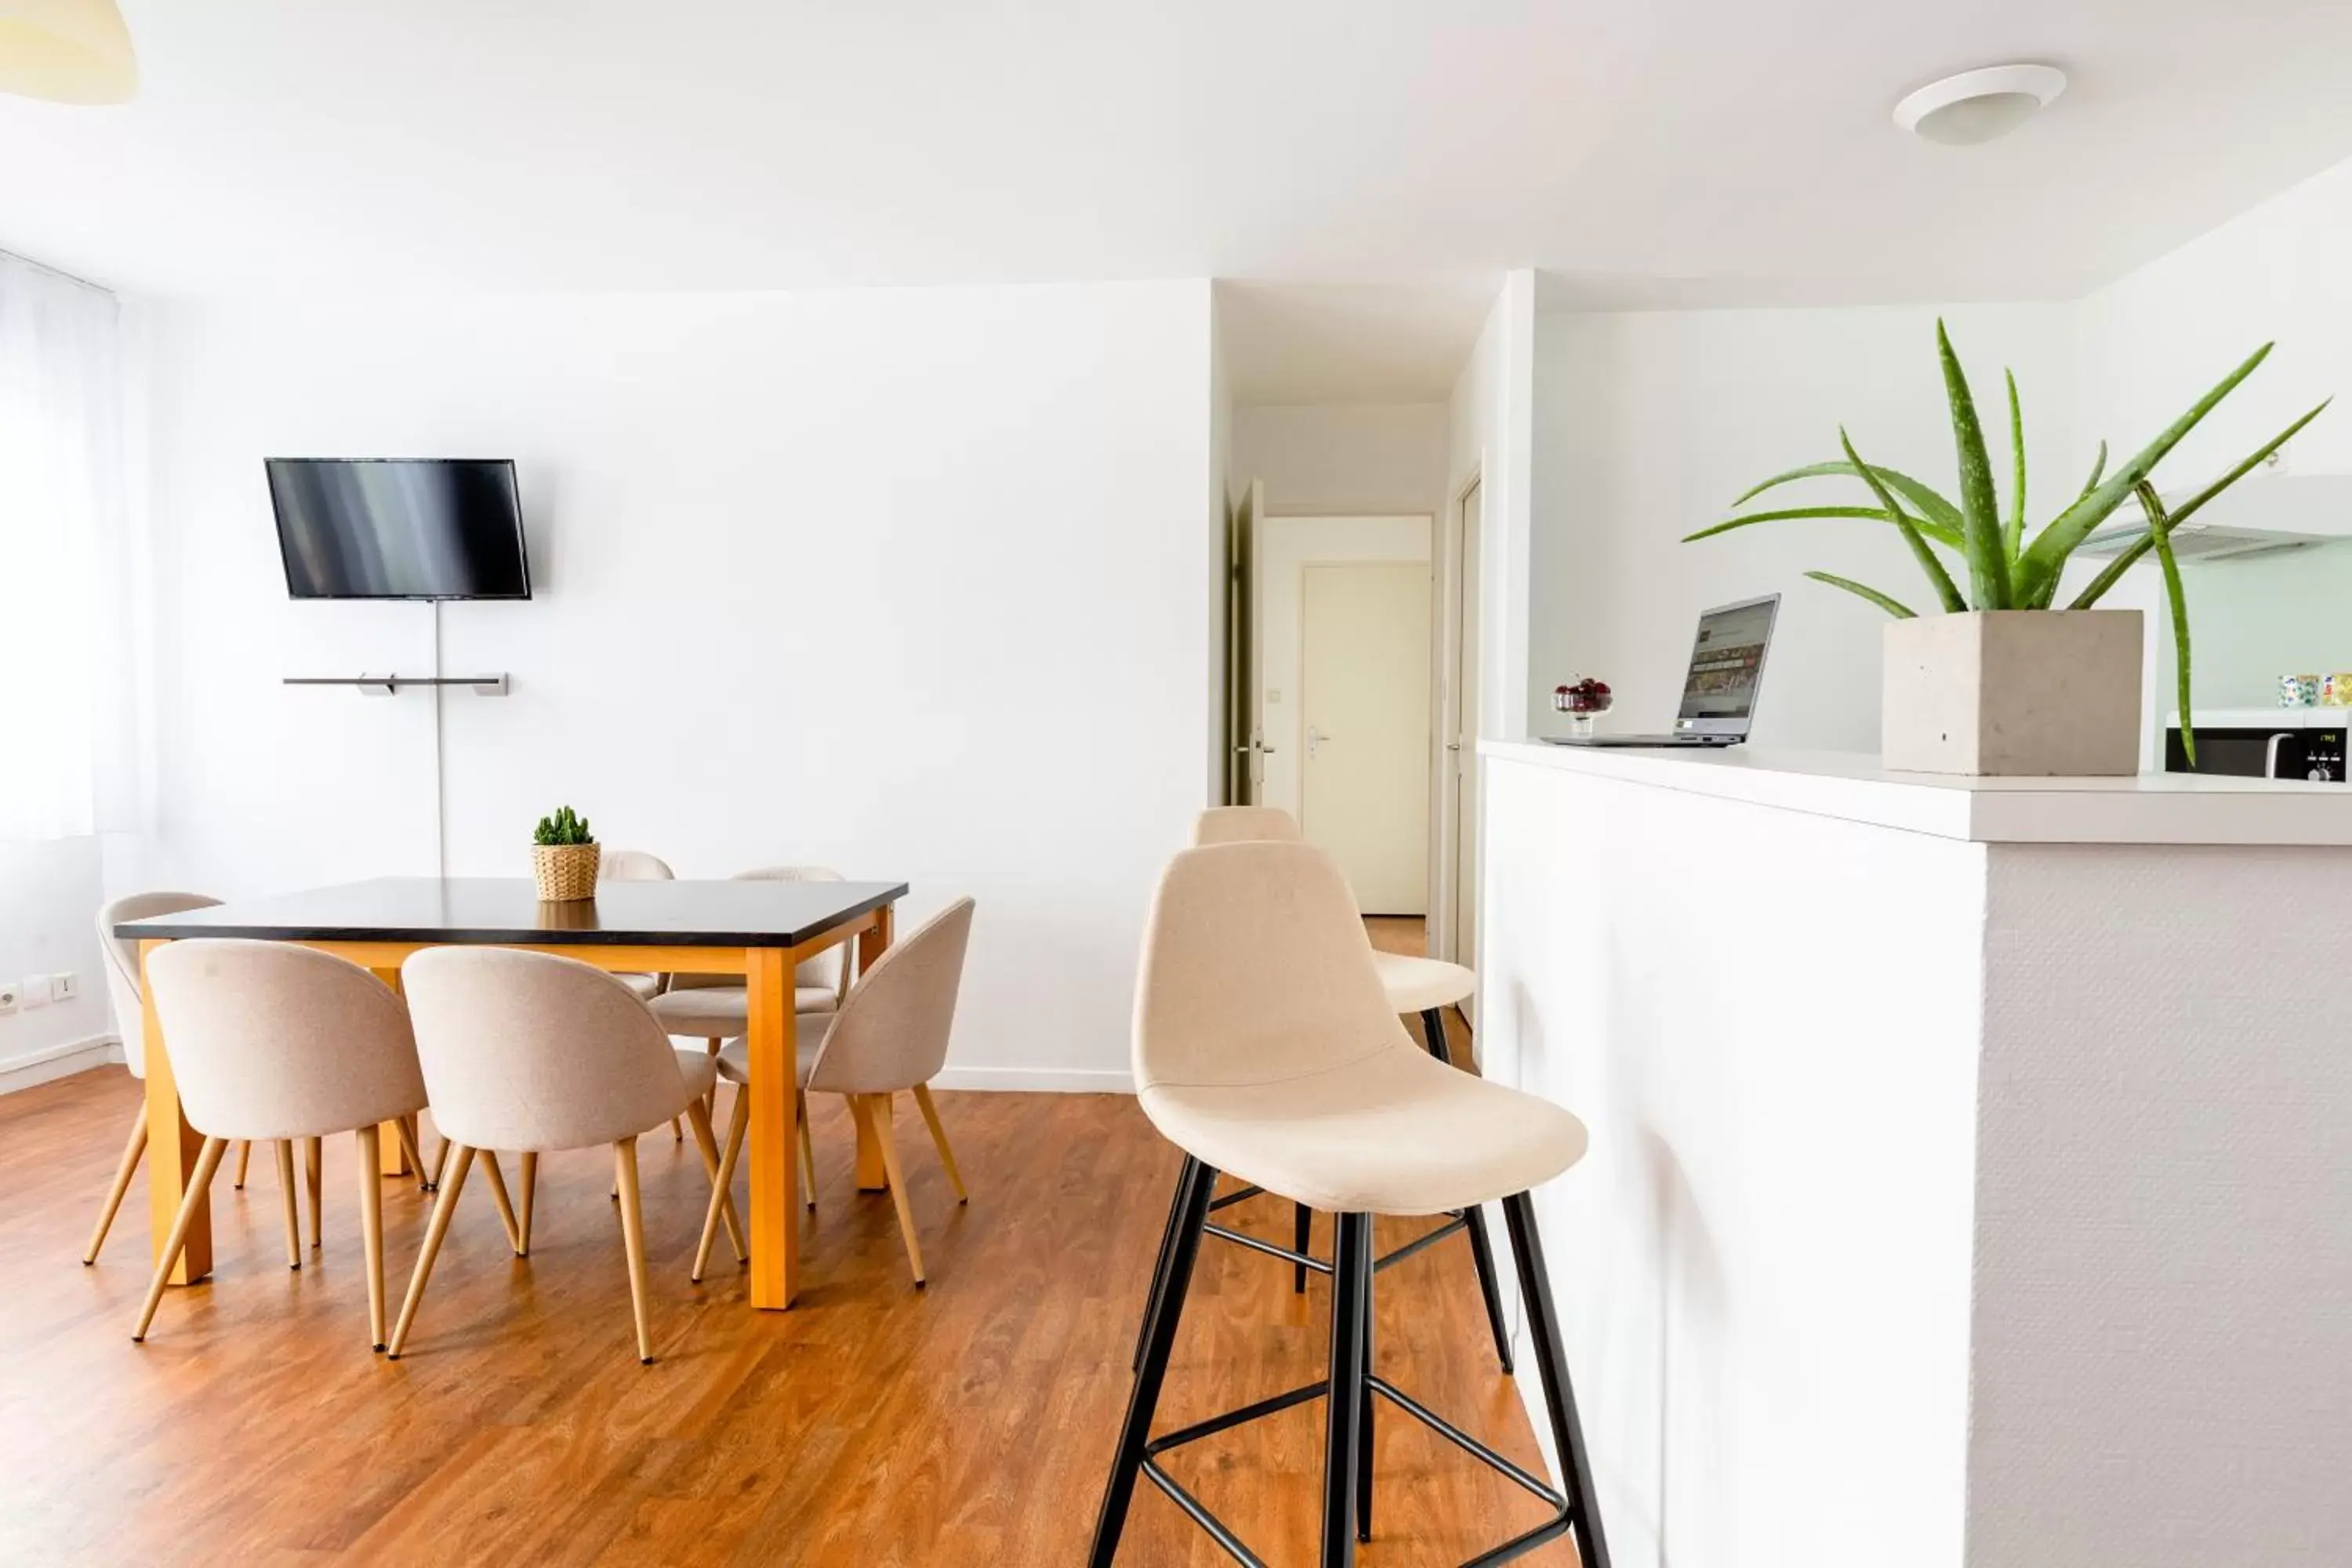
left=1882, top=610, right=2143, bottom=776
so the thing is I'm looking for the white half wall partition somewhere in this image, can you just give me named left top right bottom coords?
left=121, top=281, right=1218, bottom=1092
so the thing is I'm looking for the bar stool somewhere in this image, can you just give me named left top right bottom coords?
left=1187, top=805, right=1512, bottom=1371
left=1093, top=840, right=1609, bottom=1566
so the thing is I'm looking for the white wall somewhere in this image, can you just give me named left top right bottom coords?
left=2075, top=151, right=2352, bottom=489
left=1528, top=302, right=2081, bottom=750
left=122, top=281, right=1214, bottom=1091
left=1453, top=271, right=1537, bottom=747
left=0, top=837, right=117, bottom=1088
left=1232, top=402, right=1449, bottom=519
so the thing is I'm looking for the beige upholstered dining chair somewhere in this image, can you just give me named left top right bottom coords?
left=699, top=897, right=976, bottom=1287
left=649, top=864, right=851, bottom=1171
left=597, top=848, right=677, bottom=1002
left=132, top=942, right=432, bottom=1350
left=89, top=893, right=405, bottom=1267
left=390, top=947, right=746, bottom=1365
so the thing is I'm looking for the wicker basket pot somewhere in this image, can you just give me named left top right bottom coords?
left=532, top=842, right=601, bottom=902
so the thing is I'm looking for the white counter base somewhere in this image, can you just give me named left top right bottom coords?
left=1479, top=746, right=2352, bottom=1568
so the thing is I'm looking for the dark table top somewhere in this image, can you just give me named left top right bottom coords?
left=114, top=877, right=909, bottom=949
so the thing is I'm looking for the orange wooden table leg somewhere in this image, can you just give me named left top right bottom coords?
left=140, top=941, right=212, bottom=1285
left=371, top=967, right=415, bottom=1175
left=746, top=946, right=800, bottom=1310
left=852, top=906, right=897, bottom=1191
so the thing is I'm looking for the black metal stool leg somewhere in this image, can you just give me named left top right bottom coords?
left=1091, top=1156, right=1218, bottom=1568
left=1461, top=1204, right=1515, bottom=1373
left=1130, top=1159, right=1193, bottom=1374
left=1294, top=1202, right=1312, bottom=1294
left=1423, top=1007, right=1515, bottom=1373
left=1322, top=1212, right=1372, bottom=1566
left=1501, top=1192, right=1611, bottom=1568
left=1417, top=1006, right=1450, bottom=1061
left=1355, top=1229, right=1375, bottom=1543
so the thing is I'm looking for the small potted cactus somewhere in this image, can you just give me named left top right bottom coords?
left=531, top=805, right=600, bottom=901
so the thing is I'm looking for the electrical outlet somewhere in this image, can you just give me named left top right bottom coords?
left=0, top=980, right=19, bottom=1014
left=49, top=971, right=78, bottom=1004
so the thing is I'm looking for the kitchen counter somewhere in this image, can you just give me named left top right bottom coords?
left=1482, top=739, right=2352, bottom=844
left=1478, top=742, right=2352, bottom=1568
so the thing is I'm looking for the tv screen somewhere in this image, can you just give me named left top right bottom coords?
left=267, top=458, right=531, bottom=601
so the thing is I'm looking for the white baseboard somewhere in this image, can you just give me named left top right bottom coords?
left=0, top=1033, right=125, bottom=1095
left=929, top=1065, right=1134, bottom=1094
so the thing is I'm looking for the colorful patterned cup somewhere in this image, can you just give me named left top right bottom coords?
left=2326, top=673, right=2352, bottom=707
left=2282, top=674, right=2321, bottom=707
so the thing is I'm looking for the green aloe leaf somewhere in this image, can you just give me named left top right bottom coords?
left=2016, top=342, right=2275, bottom=601
left=1682, top=505, right=1963, bottom=550
left=1804, top=571, right=1916, bottom=618
left=1842, top=427, right=1967, bottom=613
left=2068, top=401, right=2331, bottom=608
left=1934, top=321, right=2013, bottom=608
left=2078, top=440, right=2107, bottom=499
left=2004, top=368, right=2027, bottom=561
left=2138, top=481, right=2194, bottom=768
left=1733, top=462, right=1966, bottom=536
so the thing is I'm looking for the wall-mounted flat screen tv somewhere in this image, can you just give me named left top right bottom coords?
left=267, top=457, right=531, bottom=600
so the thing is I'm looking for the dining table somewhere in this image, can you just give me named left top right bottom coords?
left=116, top=873, right=909, bottom=1310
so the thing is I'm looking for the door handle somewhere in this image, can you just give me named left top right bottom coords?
left=1307, top=726, right=1333, bottom=759
left=1445, top=742, right=1462, bottom=752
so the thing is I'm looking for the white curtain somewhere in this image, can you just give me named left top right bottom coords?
left=0, top=250, right=136, bottom=841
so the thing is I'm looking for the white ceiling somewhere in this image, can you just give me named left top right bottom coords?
left=8, top=2, right=2352, bottom=395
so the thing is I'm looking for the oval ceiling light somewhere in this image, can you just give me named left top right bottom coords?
left=1894, top=64, right=2065, bottom=147
left=0, top=0, right=139, bottom=105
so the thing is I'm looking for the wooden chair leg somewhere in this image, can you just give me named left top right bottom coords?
left=234, top=1138, right=252, bottom=1190
left=693, top=1087, right=750, bottom=1284
left=613, top=1136, right=655, bottom=1363
left=132, top=1136, right=227, bottom=1341
left=477, top=1149, right=523, bottom=1254
left=683, top=1098, right=746, bottom=1264
left=355, top=1124, right=387, bottom=1350
left=797, top=1089, right=818, bottom=1211
left=275, top=1141, right=302, bottom=1269
left=863, top=1094, right=925, bottom=1287
left=517, top=1152, right=537, bottom=1256
left=911, top=1083, right=968, bottom=1203
left=83, top=1104, right=150, bottom=1265
left=387, top=1143, right=474, bottom=1359
left=393, top=1117, right=426, bottom=1187
left=426, top=1135, right=453, bottom=1191
left=302, top=1136, right=324, bottom=1250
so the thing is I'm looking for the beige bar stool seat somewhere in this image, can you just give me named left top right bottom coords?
left=702, top=897, right=977, bottom=1287
left=1091, top=841, right=1609, bottom=1567
left=1185, top=806, right=1511, bottom=1371
left=391, top=947, right=746, bottom=1365
left=132, top=941, right=432, bottom=1351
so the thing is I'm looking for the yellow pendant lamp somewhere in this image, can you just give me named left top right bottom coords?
left=0, top=0, right=138, bottom=104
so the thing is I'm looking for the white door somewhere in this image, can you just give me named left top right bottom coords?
left=1301, top=561, right=1432, bottom=914
left=1452, top=480, right=1483, bottom=975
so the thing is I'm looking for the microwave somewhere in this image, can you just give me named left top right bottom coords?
left=2165, top=724, right=2347, bottom=781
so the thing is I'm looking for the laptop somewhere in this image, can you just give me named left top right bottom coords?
left=1544, top=593, right=1779, bottom=749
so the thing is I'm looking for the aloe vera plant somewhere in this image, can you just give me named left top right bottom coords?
left=1682, top=321, right=2329, bottom=765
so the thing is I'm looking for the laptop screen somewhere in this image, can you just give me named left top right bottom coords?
left=1673, top=596, right=1778, bottom=735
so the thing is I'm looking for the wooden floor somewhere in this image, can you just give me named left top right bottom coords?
left=0, top=990, right=1564, bottom=1563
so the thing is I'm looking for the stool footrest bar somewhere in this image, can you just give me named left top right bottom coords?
left=1145, top=1380, right=1327, bottom=1455
left=1374, top=1214, right=1469, bottom=1273
left=1207, top=1184, right=1266, bottom=1212
left=1141, top=1459, right=1266, bottom=1568
left=1369, top=1375, right=1565, bottom=1506
left=1202, top=1223, right=1333, bottom=1275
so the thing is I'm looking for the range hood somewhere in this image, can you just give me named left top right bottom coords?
left=2075, top=470, right=2352, bottom=564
